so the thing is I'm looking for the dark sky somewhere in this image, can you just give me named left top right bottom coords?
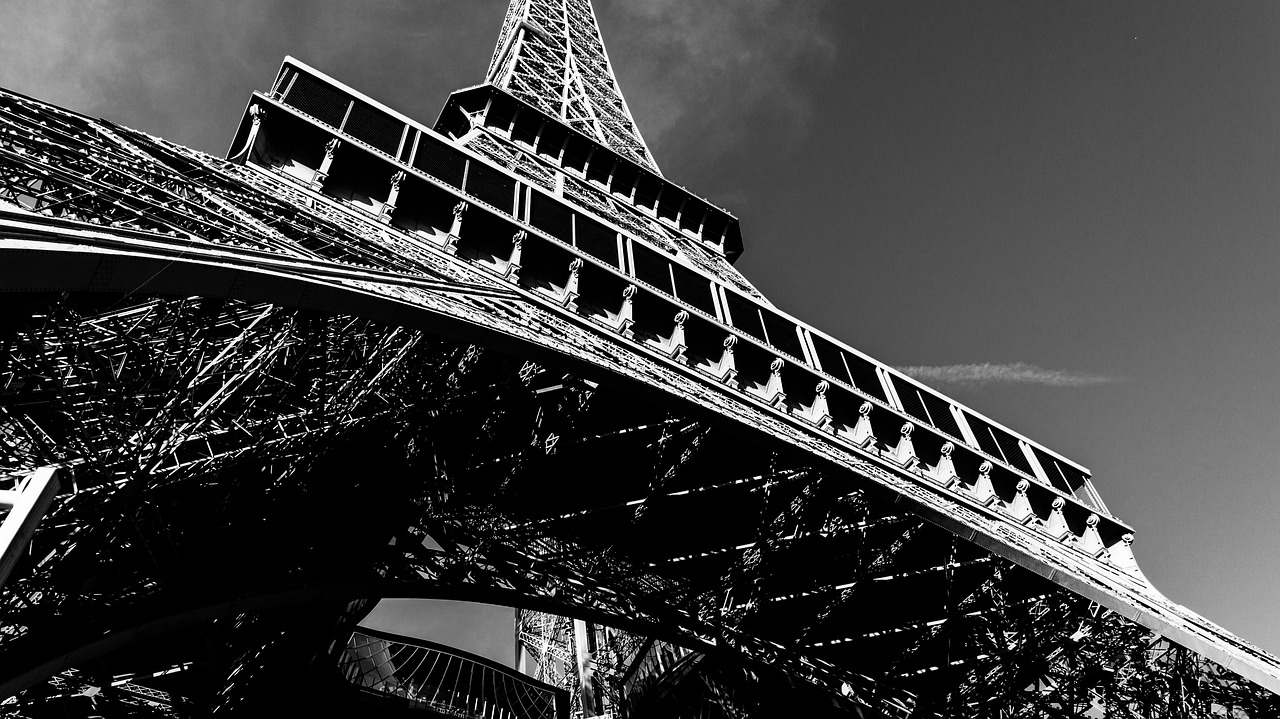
left=5, top=1, right=1279, bottom=664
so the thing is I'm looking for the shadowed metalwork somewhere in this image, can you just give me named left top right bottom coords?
left=487, top=0, right=660, bottom=173
left=0, top=1, right=1278, bottom=717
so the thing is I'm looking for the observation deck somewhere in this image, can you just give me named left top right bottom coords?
left=228, top=58, right=1131, bottom=564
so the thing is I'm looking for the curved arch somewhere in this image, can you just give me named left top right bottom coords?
left=0, top=210, right=740, bottom=424
left=0, top=578, right=713, bottom=699
left=6, top=213, right=1280, bottom=712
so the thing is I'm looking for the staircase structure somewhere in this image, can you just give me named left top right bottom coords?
left=0, top=1, right=1277, bottom=716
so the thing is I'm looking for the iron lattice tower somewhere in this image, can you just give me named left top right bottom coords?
left=0, top=1, right=1278, bottom=717
left=487, top=0, right=661, bottom=173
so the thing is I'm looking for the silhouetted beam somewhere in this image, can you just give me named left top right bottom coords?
left=0, top=467, right=59, bottom=590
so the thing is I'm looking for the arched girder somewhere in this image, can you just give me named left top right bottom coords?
left=3, top=70, right=1279, bottom=717
left=2, top=277, right=1280, bottom=711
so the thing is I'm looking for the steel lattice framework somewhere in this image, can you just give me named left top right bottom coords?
left=342, top=628, right=567, bottom=718
left=487, top=0, right=661, bottom=174
left=1, top=1, right=1279, bottom=717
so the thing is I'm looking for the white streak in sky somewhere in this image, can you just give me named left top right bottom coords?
left=895, top=363, right=1119, bottom=388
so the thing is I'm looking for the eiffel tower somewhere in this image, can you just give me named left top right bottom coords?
left=0, top=1, right=1277, bottom=716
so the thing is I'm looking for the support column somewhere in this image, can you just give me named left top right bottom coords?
left=311, top=138, right=341, bottom=191
left=932, top=441, right=960, bottom=488
left=573, top=619, right=598, bottom=717
left=1044, top=497, right=1072, bottom=541
left=616, top=284, right=636, bottom=337
left=561, top=257, right=582, bottom=310
left=710, top=334, right=737, bottom=385
left=802, top=380, right=833, bottom=431
left=843, top=401, right=877, bottom=450
left=1079, top=514, right=1107, bottom=558
left=505, top=230, right=525, bottom=280
left=665, top=310, right=688, bottom=360
left=1110, top=533, right=1139, bottom=575
left=231, top=103, right=265, bottom=165
left=445, top=201, right=467, bottom=254
left=969, top=460, right=998, bottom=506
left=378, top=170, right=405, bottom=224
left=891, top=422, right=919, bottom=470
left=1006, top=479, right=1036, bottom=524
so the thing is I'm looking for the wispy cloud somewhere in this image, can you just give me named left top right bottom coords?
left=895, top=363, right=1120, bottom=388
left=0, top=1, right=503, bottom=155
left=603, top=0, right=838, bottom=171
left=0, top=1, right=833, bottom=173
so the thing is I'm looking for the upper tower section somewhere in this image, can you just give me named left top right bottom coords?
left=487, top=0, right=661, bottom=174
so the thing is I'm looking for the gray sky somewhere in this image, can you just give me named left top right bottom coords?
left=5, top=1, right=1279, bottom=663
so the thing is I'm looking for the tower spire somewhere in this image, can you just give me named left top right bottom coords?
left=487, top=0, right=662, bottom=175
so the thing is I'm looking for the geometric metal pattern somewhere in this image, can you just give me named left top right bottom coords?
left=0, top=1, right=1278, bottom=717
left=514, top=611, right=662, bottom=717
left=487, top=0, right=661, bottom=173
left=342, top=628, right=567, bottom=718
left=515, top=611, right=606, bottom=715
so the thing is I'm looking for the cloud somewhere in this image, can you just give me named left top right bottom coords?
left=600, top=0, right=837, bottom=173
left=0, top=1, right=827, bottom=170
left=895, top=363, right=1119, bottom=388
left=0, top=2, right=299, bottom=152
left=0, top=1, right=505, bottom=155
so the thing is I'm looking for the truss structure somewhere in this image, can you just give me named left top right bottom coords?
left=343, top=628, right=567, bottom=718
left=487, top=0, right=661, bottom=173
left=0, top=1, right=1278, bottom=717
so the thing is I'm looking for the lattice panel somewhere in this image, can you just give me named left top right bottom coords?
left=488, top=0, right=661, bottom=173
